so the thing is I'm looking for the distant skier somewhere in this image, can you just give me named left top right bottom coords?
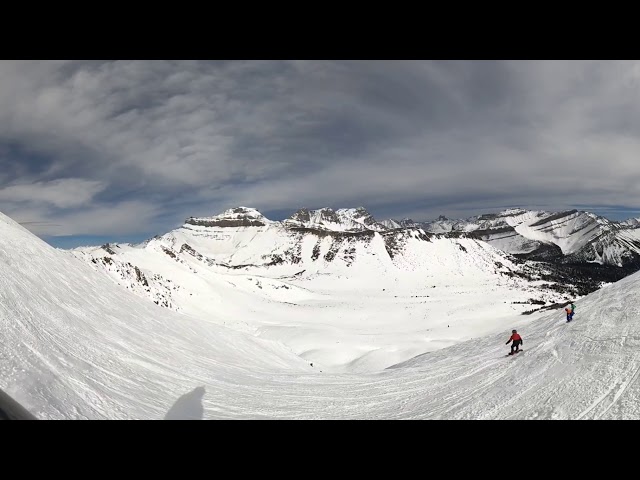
left=565, top=305, right=573, bottom=322
left=506, top=329, right=523, bottom=355
left=570, top=302, right=576, bottom=319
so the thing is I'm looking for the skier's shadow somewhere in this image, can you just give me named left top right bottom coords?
left=164, top=386, right=206, bottom=420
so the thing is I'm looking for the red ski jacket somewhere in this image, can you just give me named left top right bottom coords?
left=508, top=333, right=522, bottom=342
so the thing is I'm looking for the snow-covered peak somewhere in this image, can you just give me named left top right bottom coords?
left=308, top=207, right=341, bottom=226
left=583, top=211, right=616, bottom=228
left=221, top=206, right=265, bottom=218
left=620, top=217, right=640, bottom=228
left=284, top=207, right=385, bottom=232
left=380, top=219, right=402, bottom=229
left=470, top=209, right=545, bottom=229
left=185, top=207, right=272, bottom=228
left=285, top=207, right=340, bottom=228
left=379, top=217, right=423, bottom=229
left=335, top=207, right=387, bottom=231
left=497, top=208, right=528, bottom=217
left=335, top=207, right=371, bottom=221
left=423, top=217, right=455, bottom=233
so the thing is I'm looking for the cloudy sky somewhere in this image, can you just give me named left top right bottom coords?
left=1, top=60, right=640, bottom=248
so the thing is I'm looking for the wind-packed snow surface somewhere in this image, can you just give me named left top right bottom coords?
left=5, top=206, right=640, bottom=418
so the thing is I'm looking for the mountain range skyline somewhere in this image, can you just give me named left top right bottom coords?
left=38, top=203, right=640, bottom=249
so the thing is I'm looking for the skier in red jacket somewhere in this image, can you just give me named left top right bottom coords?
left=506, top=329, right=523, bottom=355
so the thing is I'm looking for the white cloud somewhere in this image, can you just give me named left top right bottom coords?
left=0, top=178, right=106, bottom=208
left=1, top=60, right=640, bottom=237
left=7, top=200, right=162, bottom=237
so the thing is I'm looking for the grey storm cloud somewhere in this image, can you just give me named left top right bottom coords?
left=1, top=60, right=640, bottom=238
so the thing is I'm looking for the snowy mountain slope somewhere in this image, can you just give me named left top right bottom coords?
left=66, top=204, right=640, bottom=375
left=191, top=268, right=640, bottom=419
left=383, top=210, right=546, bottom=253
left=379, top=218, right=402, bottom=229
left=6, top=207, right=640, bottom=418
left=469, top=227, right=544, bottom=255
left=512, top=210, right=640, bottom=267
left=513, top=210, right=613, bottom=255
left=427, top=209, right=546, bottom=234
left=565, top=228, right=640, bottom=266
left=399, top=208, right=640, bottom=267
left=621, top=217, right=640, bottom=228
left=0, top=211, right=314, bottom=419
left=377, top=268, right=640, bottom=419
left=72, top=210, right=574, bottom=373
left=335, top=207, right=387, bottom=232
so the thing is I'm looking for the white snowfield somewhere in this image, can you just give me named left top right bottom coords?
left=72, top=213, right=567, bottom=374
left=3, top=208, right=640, bottom=419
